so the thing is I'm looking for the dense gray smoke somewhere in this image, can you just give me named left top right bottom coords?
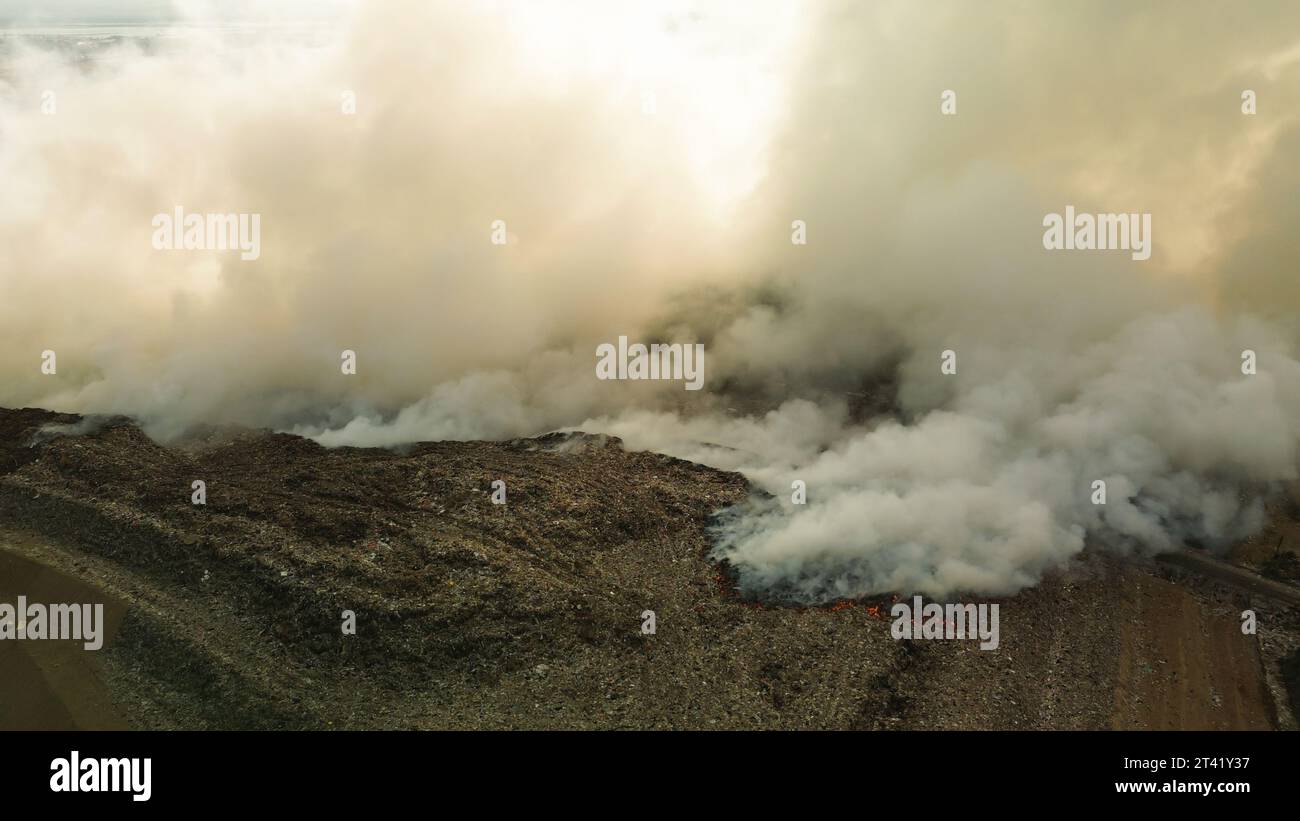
left=2, top=0, right=1298, bottom=601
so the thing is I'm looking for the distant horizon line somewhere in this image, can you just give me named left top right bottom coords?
left=0, top=18, right=342, bottom=29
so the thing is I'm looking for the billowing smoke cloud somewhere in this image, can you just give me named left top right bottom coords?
left=0, top=0, right=770, bottom=436
left=2, top=0, right=1298, bottom=602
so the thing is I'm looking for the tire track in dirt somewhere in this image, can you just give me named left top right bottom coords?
left=1112, top=570, right=1273, bottom=730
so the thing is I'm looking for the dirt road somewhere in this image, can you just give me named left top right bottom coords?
left=0, top=547, right=129, bottom=729
left=1112, top=570, right=1273, bottom=730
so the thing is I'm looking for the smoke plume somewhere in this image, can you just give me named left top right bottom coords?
left=2, top=0, right=1298, bottom=601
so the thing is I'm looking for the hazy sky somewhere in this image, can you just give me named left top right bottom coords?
left=0, top=0, right=352, bottom=25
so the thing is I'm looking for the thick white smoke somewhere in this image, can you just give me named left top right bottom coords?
left=2, top=0, right=1298, bottom=601
left=595, top=307, right=1300, bottom=600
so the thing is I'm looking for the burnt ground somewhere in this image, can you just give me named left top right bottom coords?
left=0, top=406, right=1297, bottom=730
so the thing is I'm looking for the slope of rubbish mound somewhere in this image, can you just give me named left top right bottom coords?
left=0, top=407, right=1294, bottom=730
left=0, top=409, right=747, bottom=678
